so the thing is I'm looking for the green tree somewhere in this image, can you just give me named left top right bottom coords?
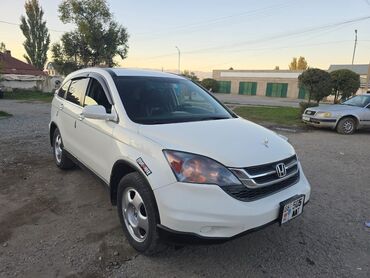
left=20, top=0, right=50, bottom=70
left=52, top=0, right=129, bottom=72
left=51, top=43, right=79, bottom=76
left=330, top=69, right=360, bottom=103
left=201, top=78, right=219, bottom=92
left=289, top=56, right=308, bottom=70
left=298, top=68, right=332, bottom=104
left=181, top=70, right=199, bottom=82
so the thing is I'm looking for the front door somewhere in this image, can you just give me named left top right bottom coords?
left=75, top=77, right=116, bottom=182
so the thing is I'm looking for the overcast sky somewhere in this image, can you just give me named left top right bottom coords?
left=1, top=0, right=370, bottom=72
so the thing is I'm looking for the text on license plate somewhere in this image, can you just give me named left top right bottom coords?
left=279, top=195, right=305, bottom=225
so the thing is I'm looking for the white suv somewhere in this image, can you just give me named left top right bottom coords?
left=50, top=68, right=311, bottom=253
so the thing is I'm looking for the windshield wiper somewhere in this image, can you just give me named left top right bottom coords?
left=196, top=116, right=230, bottom=121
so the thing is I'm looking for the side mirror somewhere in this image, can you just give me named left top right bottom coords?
left=81, top=105, right=117, bottom=121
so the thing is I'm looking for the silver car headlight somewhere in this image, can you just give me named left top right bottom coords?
left=163, top=150, right=241, bottom=187
left=316, top=112, right=332, bottom=118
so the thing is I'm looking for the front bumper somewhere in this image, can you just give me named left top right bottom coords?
left=153, top=164, right=311, bottom=238
left=302, top=116, right=337, bottom=128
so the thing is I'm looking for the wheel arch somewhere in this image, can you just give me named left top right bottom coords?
left=109, top=159, right=156, bottom=208
left=49, top=121, right=58, bottom=146
left=335, top=114, right=360, bottom=129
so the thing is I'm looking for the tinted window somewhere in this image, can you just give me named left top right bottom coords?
left=66, top=78, right=89, bottom=106
left=57, top=81, right=70, bottom=98
left=84, top=79, right=112, bottom=113
left=114, top=77, right=233, bottom=124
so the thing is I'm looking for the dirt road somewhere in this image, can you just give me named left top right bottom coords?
left=0, top=100, right=369, bottom=278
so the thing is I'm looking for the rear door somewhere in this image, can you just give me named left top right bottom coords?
left=52, top=80, right=71, bottom=140
left=59, top=77, right=90, bottom=157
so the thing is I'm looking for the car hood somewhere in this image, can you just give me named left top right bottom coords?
left=309, top=104, right=362, bottom=112
left=138, top=118, right=295, bottom=168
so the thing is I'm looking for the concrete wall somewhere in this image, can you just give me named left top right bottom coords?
left=0, top=75, right=63, bottom=93
left=213, top=70, right=304, bottom=99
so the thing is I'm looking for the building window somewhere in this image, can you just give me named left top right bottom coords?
left=239, top=82, right=257, bottom=95
left=298, top=87, right=308, bottom=99
left=266, top=83, right=288, bottom=98
left=217, top=81, right=231, bottom=94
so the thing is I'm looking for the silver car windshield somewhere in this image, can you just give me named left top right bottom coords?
left=342, top=95, right=370, bottom=108
left=114, top=76, right=234, bottom=124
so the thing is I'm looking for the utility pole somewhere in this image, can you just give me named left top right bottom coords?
left=351, top=29, right=358, bottom=65
left=175, top=46, right=181, bottom=74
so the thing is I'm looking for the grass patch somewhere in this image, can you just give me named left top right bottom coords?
left=3, top=89, right=53, bottom=102
left=233, top=105, right=302, bottom=126
left=0, top=111, right=12, bottom=117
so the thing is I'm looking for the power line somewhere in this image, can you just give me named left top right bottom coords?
left=195, top=40, right=355, bottom=71
left=135, top=15, right=370, bottom=61
left=0, top=20, right=67, bottom=33
left=136, top=0, right=298, bottom=37
left=182, top=15, right=370, bottom=55
left=136, top=16, right=370, bottom=61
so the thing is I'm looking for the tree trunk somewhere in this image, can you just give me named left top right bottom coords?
left=334, top=91, right=338, bottom=104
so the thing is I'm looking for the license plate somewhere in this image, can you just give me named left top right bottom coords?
left=279, top=195, right=305, bottom=225
left=302, top=116, right=310, bottom=122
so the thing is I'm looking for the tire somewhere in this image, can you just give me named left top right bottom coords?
left=336, top=117, right=356, bottom=135
left=117, top=172, right=164, bottom=255
left=52, top=128, right=75, bottom=169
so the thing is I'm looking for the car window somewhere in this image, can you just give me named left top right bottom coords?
left=114, top=76, right=233, bottom=124
left=57, top=81, right=71, bottom=99
left=342, top=95, right=370, bottom=108
left=84, top=78, right=112, bottom=113
left=66, top=78, right=89, bottom=106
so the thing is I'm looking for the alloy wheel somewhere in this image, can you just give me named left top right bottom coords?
left=343, top=120, right=354, bottom=134
left=122, top=188, right=149, bottom=242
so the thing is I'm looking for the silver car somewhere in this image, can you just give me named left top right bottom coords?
left=302, top=94, right=370, bottom=134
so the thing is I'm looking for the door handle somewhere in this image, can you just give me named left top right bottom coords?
left=59, top=103, right=64, bottom=110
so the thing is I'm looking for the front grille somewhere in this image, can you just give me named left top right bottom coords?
left=225, top=155, right=300, bottom=201
left=305, top=110, right=316, bottom=115
left=223, top=172, right=300, bottom=201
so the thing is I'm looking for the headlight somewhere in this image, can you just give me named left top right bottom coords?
left=316, top=112, right=332, bottom=118
left=163, top=150, right=241, bottom=186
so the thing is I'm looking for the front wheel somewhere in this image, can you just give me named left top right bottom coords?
left=117, top=172, right=164, bottom=255
left=336, top=117, right=356, bottom=135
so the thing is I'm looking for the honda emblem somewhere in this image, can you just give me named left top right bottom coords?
left=276, top=163, right=287, bottom=178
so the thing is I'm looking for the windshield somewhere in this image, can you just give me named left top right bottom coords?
left=114, top=76, right=234, bottom=124
left=342, top=95, right=370, bottom=108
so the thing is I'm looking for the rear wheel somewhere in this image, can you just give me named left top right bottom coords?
left=117, top=172, right=164, bottom=255
left=336, top=117, right=356, bottom=135
left=52, top=128, right=75, bottom=169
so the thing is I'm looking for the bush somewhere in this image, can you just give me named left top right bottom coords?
left=200, top=78, right=219, bottom=92
left=299, top=102, right=318, bottom=114
left=298, top=68, right=332, bottom=104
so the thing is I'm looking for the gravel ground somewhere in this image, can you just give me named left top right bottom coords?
left=0, top=100, right=369, bottom=278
